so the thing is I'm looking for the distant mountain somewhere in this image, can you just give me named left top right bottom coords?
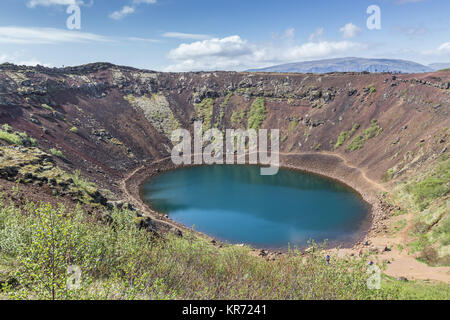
left=428, top=63, right=450, bottom=71
left=247, top=57, right=433, bottom=74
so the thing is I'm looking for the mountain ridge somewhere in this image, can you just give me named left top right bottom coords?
left=247, top=57, right=434, bottom=74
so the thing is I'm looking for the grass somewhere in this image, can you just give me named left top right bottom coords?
left=334, top=123, right=360, bottom=149
left=0, top=198, right=448, bottom=300
left=41, top=104, right=55, bottom=111
left=49, top=148, right=65, bottom=159
left=0, top=198, right=434, bottom=300
left=381, top=275, right=450, bottom=300
left=247, top=97, right=267, bottom=130
left=0, top=125, right=36, bottom=147
left=406, top=157, right=450, bottom=211
left=231, top=109, right=247, bottom=127
left=289, top=120, right=299, bottom=133
left=346, top=120, right=383, bottom=151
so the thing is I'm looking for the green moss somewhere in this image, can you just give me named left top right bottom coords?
left=346, top=120, right=382, bottom=151
left=49, top=148, right=65, bottom=159
left=334, top=123, right=360, bottom=149
left=69, top=126, right=78, bottom=134
left=41, top=104, right=54, bottom=111
left=195, top=98, right=214, bottom=131
left=231, top=109, right=247, bottom=127
left=0, top=125, right=36, bottom=147
left=215, top=92, right=232, bottom=128
left=247, top=97, right=266, bottom=130
left=288, top=119, right=299, bottom=133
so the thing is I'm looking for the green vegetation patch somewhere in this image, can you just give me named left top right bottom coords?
left=0, top=124, right=36, bottom=147
left=334, top=123, right=360, bottom=149
left=195, top=98, right=214, bottom=131
left=231, top=109, right=247, bottom=127
left=0, top=199, right=429, bottom=300
left=49, top=148, right=65, bottom=159
left=247, top=97, right=267, bottom=130
left=215, top=92, right=232, bottom=129
left=346, top=120, right=383, bottom=151
left=41, top=104, right=55, bottom=111
left=0, top=146, right=102, bottom=206
left=69, top=127, right=78, bottom=134
left=124, top=93, right=180, bottom=138
left=406, top=157, right=450, bottom=211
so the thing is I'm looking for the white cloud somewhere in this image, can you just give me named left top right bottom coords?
left=167, top=36, right=251, bottom=60
left=162, top=32, right=211, bottom=40
left=133, top=0, right=157, bottom=3
left=437, top=42, right=450, bottom=54
left=128, top=37, right=160, bottom=43
left=308, top=28, right=324, bottom=42
left=165, top=35, right=366, bottom=71
left=0, top=26, right=109, bottom=44
left=110, top=0, right=156, bottom=20
left=27, top=0, right=84, bottom=7
left=109, top=6, right=135, bottom=20
left=339, top=23, right=362, bottom=39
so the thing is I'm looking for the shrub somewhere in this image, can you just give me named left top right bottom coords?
left=49, top=148, right=65, bottom=159
left=0, top=200, right=402, bottom=300
left=69, top=127, right=78, bottom=134
left=2, top=199, right=450, bottom=300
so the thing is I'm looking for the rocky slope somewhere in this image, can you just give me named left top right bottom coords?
left=0, top=62, right=449, bottom=265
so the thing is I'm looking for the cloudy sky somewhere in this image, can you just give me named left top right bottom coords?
left=0, top=0, right=449, bottom=71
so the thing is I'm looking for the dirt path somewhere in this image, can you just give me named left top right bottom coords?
left=120, top=152, right=449, bottom=284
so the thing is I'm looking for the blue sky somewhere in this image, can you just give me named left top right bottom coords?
left=0, top=0, right=449, bottom=71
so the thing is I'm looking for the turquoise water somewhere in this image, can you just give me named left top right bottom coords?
left=141, top=165, right=370, bottom=249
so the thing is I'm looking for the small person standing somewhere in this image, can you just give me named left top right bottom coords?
left=326, top=255, right=330, bottom=265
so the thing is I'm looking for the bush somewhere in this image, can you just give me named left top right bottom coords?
left=0, top=200, right=402, bottom=300
left=49, top=148, right=65, bottom=159
left=69, top=127, right=78, bottom=134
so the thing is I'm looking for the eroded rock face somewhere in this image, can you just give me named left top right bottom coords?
left=124, top=93, right=180, bottom=139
